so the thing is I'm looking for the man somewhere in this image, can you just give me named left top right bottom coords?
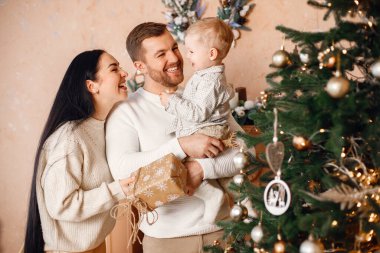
left=106, top=22, right=242, bottom=253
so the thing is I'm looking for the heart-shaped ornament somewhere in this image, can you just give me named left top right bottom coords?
left=265, top=141, right=285, bottom=174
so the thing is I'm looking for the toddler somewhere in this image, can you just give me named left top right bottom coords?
left=160, top=17, right=236, bottom=223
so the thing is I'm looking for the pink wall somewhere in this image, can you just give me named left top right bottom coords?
left=0, top=1, right=333, bottom=252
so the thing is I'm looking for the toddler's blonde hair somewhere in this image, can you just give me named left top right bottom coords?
left=186, top=17, right=234, bottom=60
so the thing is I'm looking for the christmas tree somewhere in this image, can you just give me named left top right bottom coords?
left=207, top=1, right=380, bottom=252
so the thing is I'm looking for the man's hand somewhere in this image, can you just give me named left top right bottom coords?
left=178, top=134, right=224, bottom=159
left=184, top=161, right=204, bottom=196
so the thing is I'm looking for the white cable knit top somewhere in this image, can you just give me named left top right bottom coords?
left=36, top=117, right=126, bottom=251
left=106, top=88, right=242, bottom=238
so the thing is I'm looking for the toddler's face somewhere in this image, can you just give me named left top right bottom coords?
left=184, top=35, right=214, bottom=71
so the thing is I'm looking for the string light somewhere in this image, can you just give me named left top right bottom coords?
left=369, top=213, right=378, bottom=222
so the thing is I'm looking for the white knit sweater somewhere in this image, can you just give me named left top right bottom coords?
left=106, top=88, right=242, bottom=238
left=36, top=117, right=126, bottom=251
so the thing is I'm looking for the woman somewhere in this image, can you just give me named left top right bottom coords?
left=24, top=50, right=134, bottom=253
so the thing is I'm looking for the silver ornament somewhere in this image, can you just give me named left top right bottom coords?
left=325, top=75, right=350, bottom=98
left=233, top=151, right=249, bottom=170
left=299, top=52, right=310, bottom=64
left=272, top=49, right=291, bottom=68
left=233, top=174, right=246, bottom=186
left=299, top=236, right=322, bottom=253
left=230, top=204, right=248, bottom=221
left=250, top=224, right=264, bottom=243
left=370, top=59, right=380, bottom=78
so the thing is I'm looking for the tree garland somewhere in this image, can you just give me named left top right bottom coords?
left=217, top=0, right=255, bottom=46
left=162, top=0, right=205, bottom=42
left=161, top=0, right=255, bottom=45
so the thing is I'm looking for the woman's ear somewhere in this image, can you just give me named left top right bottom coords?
left=209, top=48, right=219, bottom=61
left=134, top=61, right=147, bottom=74
left=86, top=80, right=100, bottom=95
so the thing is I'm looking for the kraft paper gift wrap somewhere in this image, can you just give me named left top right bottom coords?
left=130, top=153, right=187, bottom=210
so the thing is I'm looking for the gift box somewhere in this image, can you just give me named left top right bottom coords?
left=130, top=153, right=187, bottom=210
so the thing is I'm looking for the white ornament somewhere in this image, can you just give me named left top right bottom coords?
left=299, top=237, right=322, bottom=253
left=370, top=59, right=380, bottom=78
left=233, top=151, right=249, bottom=170
left=299, top=52, right=310, bottom=64
left=233, top=174, right=246, bottom=186
left=174, top=16, right=182, bottom=25
left=235, top=106, right=245, bottom=112
left=244, top=100, right=255, bottom=110
left=264, top=177, right=291, bottom=216
left=251, top=224, right=264, bottom=243
left=237, top=110, right=246, bottom=117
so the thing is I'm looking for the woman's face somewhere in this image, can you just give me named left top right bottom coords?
left=93, top=53, right=128, bottom=107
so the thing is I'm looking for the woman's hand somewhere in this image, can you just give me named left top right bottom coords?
left=178, top=134, right=224, bottom=159
left=119, top=176, right=135, bottom=196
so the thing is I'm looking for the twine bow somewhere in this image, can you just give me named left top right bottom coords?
left=110, top=169, right=158, bottom=247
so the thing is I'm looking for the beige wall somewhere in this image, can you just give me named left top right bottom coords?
left=0, top=1, right=333, bottom=252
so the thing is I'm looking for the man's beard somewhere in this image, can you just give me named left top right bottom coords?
left=146, top=65, right=184, bottom=87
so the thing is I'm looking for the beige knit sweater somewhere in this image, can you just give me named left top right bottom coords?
left=36, top=117, right=126, bottom=252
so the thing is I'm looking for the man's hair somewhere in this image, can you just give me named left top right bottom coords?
left=126, top=22, right=168, bottom=62
left=186, top=17, right=234, bottom=60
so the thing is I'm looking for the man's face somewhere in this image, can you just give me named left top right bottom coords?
left=139, top=30, right=184, bottom=88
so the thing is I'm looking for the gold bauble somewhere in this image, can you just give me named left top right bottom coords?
left=274, top=240, right=286, bottom=253
left=272, top=49, right=291, bottom=68
left=224, top=246, right=235, bottom=253
left=213, top=240, right=220, bottom=246
left=325, top=76, right=350, bottom=98
left=292, top=136, right=311, bottom=151
left=221, top=0, right=229, bottom=7
left=308, top=180, right=320, bottom=192
left=325, top=55, right=336, bottom=68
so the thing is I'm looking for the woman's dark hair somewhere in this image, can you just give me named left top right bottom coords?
left=24, top=49, right=105, bottom=253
